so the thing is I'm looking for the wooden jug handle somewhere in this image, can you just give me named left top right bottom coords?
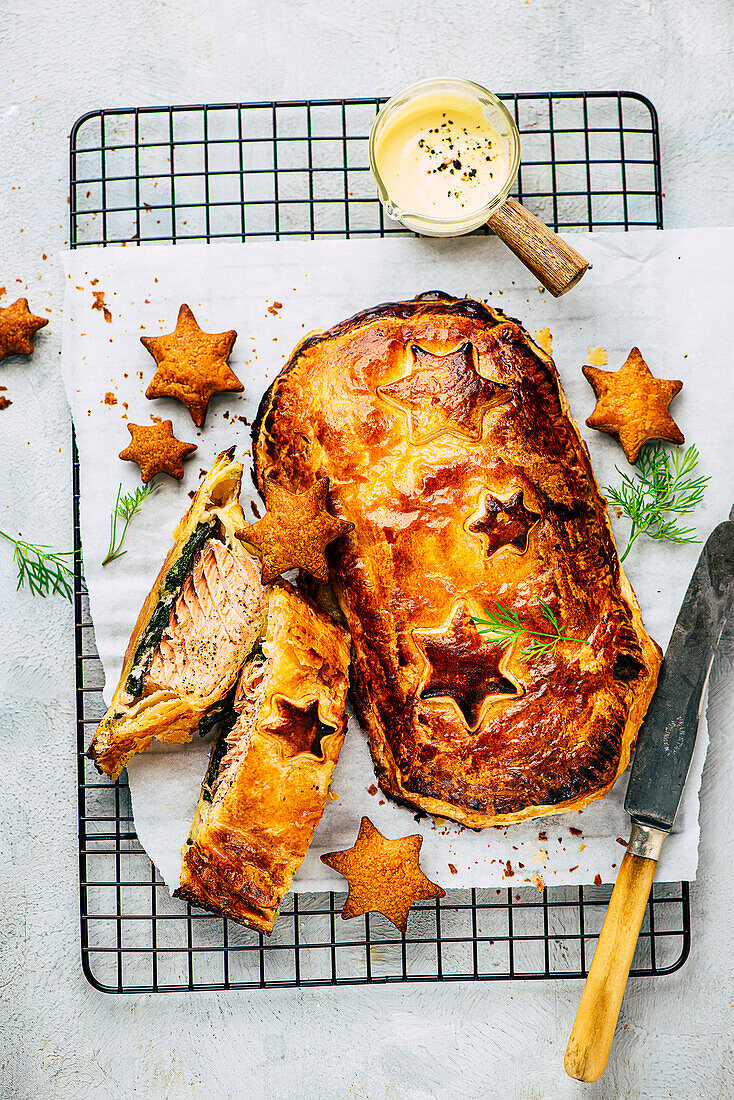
left=487, top=197, right=590, bottom=297
left=564, top=825, right=667, bottom=1082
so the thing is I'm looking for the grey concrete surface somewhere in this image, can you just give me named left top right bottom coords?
left=0, top=1, right=732, bottom=1097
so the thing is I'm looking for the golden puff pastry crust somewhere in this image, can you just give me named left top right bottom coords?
left=176, top=580, right=351, bottom=933
left=87, top=449, right=265, bottom=780
left=252, top=293, right=662, bottom=828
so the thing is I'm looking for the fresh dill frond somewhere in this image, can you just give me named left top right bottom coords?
left=103, top=481, right=159, bottom=566
left=604, top=443, right=709, bottom=562
left=472, top=599, right=589, bottom=662
left=471, top=603, right=522, bottom=649
left=0, top=530, right=75, bottom=601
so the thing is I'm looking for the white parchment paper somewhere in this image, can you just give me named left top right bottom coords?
left=61, top=228, right=734, bottom=892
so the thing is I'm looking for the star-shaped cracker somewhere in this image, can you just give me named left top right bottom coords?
left=582, top=347, right=683, bottom=464
left=468, top=489, right=540, bottom=556
left=413, top=603, right=518, bottom=728
left=0, top=298, right=48, bottom=362
left=141, top=303, right=243, bottom=427
left=119, top=419, right=197, bottom=483
left=378, top=342, right=508, bottom=444
left=321, top=816, right=445, bottom=933
left=239, top=477, right=353, bottom=583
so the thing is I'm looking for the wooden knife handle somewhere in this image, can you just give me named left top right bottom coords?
left=564, top=846, right=660, bottom=1082
left=487, top=197, right=590, bottom=297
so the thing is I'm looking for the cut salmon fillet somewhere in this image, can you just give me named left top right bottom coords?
left=146, top=539, right=263, bottom=700
left=211, top=655, right=268, bottom=804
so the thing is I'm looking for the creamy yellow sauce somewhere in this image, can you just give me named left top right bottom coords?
left=374, top=92, right=509, bottom=221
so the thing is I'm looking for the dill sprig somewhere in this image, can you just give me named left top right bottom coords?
left=604, top=443, right=709, bottom=562
left=0, top=530, right=75, bottom=601
left=472, top=599, right=589, bottom=661
left=103, top=481, right=159, bottom=566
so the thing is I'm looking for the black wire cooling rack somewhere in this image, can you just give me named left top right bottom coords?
left=69, top=92, right=688, bottom=994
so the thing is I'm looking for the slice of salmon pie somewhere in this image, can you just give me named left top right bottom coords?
left=88, top=449, right=265, bottom=779
left=176, top=580, right=351, bottom=933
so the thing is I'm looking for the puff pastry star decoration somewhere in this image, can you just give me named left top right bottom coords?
left=239, top=476, right=354, bottom=583
left=321, top=817, right=445, bottom=933
left=118, top=419, right=197, bottom=483
left=414, top=603, right=519, bottom=728
left=582, top=347, right=684, bottom=464
left=0, top=298, right=48, bottom=362
left=141, top=303, right=243, bottom=427
left=263, top=698, right=332, bottom=758
left=378, top=341, right=508, bottom=444
left=468, top=490, right=540, bottom=556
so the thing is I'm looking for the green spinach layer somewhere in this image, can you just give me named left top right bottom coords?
left=125, top=519, right=217, bottom=698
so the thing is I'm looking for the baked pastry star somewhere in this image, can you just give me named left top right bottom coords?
left=239, top=476, right=353, bottom=583
left=0, top=298, right=48, bottom=361
left=583, top=347, right=683, bottom=464
left=118, top=419, right=197, bottom=483
left=414, top=603, right=519, bottom=728
left=378, top=341, right=507, bottom=444
left=321, top=816, right=445, bottom=933
left=142, top=303, right=243, bottom=427
left=468, top=489, right=540, bottom=556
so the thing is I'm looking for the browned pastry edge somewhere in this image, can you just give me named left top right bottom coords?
left=174, top=879, right=275, bottom=935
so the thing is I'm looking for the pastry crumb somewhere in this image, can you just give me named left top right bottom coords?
left=92, top=290, right=112, bottom=323
left=594, top=873, right=602, bottom=887
left=587, top=346, right=607, bottom=366
left=448, top=863, right=458, bottom=875
left=367, top=784, right=378, bottom=796
left=533, top=327, right=553, bottom=355
left=103, top=391, right=117, bottom=406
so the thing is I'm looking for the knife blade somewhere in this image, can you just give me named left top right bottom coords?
left=566, top=510, right=734, bottom=1083
left=624, top=513, right=734, bottom=832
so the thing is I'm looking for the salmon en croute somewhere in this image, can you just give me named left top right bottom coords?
left=252, top=293, right=662, bottom=827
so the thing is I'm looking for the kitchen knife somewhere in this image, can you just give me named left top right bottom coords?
left=565, top=511, right=734, bottom=1082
